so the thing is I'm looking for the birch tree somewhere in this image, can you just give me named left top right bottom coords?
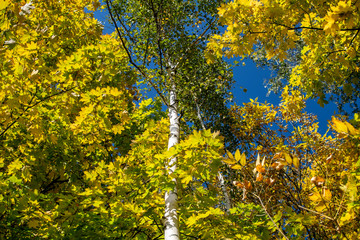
left=105, top=0, right=233, bottom=238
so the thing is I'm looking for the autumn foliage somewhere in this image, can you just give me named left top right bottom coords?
left=1, top=0, right=360, bottom=239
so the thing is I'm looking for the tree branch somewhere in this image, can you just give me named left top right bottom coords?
left=0, top=87, right=75, bottom=138
left=105, top=0, right=169, bottom=108
left=174, top=17, right=216, bottom=71
left=254, top=194, right=290, bottom=240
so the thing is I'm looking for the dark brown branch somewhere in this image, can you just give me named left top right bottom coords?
left=273, top=21, right=360, bottom=32
left=112, top=8, right=137, bottom=45
left=349, top=29, right=360, bottom=47
left=41, top=176, right=69, bottom=194
left=149, top=0, right=165, bottom=75
left=0, top=87, right=74, bottom=138
left=105, top=0, right=169, bottom=108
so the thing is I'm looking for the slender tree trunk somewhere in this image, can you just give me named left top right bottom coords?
left=194, top=96, right=232, bottom=212
left=218, top=172, right=231, bottom=212
left=164, top=69, right=180, bottom=239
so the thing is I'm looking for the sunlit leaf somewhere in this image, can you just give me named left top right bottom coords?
left=235, top=149, right=241, bottom=161
left=240, top=152, right=246, bottom=166
left=231, top=164, right=242, bottom=170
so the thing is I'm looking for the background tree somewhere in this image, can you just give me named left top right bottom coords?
left=0, top=0, right=138, bottom=238
left=207, top=0, right=360, bottom=113
left=206, top=0, right=360, bottom=238
left=223, top=91, right=360, bottom=239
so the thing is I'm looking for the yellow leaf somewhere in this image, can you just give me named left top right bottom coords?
left=309, top=192, right=321, bottom=202
left=240, top=152, right=246, bottom=166
left=181, top=175, right=193, bottom=184
left=187, top=215, right=197, bottom=226
left=223, top=158, right=236, bottom=165
left=231, top=164, right=242, bottom=170
left=227, top=150, right=234, bottom=160
left=8, top=159, right=23, bottom=175
left=344, top=121, right=359, bottom=135
left=0, top=0, right=9, bottom=11
left=323, top=15, right=339, bottom=35
left=322, top=188, right=332, bottom=201
left=93, top=199, right=103, bottom=208
left=235, top=149, right=241, bottom=161
left=314, top=202, right=326, bottom=212
left=26, top=42, right=37, bottom=51
left=293, top=156, right=299, bottom=168
left=331, top=117, right=348, bottom=134
left=309, top=188, right=331, bottom=202
left=284, top=153, right=292, bottom=164
left=112, top=124, right=124, bottom=134
left=340, top=212, right=355, bottom=224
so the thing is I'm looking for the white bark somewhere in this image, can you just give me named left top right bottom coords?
left=164, top=70, right=180, bottom=239
left=218, top=172, right=231, bottom=212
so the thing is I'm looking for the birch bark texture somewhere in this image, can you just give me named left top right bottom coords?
left=164, top=81, right=180, bottom=239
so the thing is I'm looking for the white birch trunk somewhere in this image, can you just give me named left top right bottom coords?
left=164, top=72, right=180, bottom=239
left=218, top=172, right=231, bottom=212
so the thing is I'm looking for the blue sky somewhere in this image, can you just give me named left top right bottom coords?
left=93, top=9, right=338, bottom=134
left=233, top=59, right=338, bottom=134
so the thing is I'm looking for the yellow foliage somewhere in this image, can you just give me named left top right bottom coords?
left=208, top=0, right=360, bottom=103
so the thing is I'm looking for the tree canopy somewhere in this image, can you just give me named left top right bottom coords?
left=1, top=0, right=360, bottom=239
left=207, top=0, right=360, bottom=112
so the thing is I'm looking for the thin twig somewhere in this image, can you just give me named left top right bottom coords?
left=0, top=87, right=74, bottom=138
left=174, top=17, right=215, bottom=71
left=298, top=205, right=334, bottom=220
left=105, top=0, right=169, bottom=107
left=255, top=194, right=289, bottom=240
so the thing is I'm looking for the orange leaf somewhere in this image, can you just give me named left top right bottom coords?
left=244, top=180, right=252, bottom=191
left=311, top=176, right=325, bottom=187
left=256, top=164, right=266, bottom=173
left=256, top=173, right=263, bottom=182
left=233, top=181, right=244, bottom=188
